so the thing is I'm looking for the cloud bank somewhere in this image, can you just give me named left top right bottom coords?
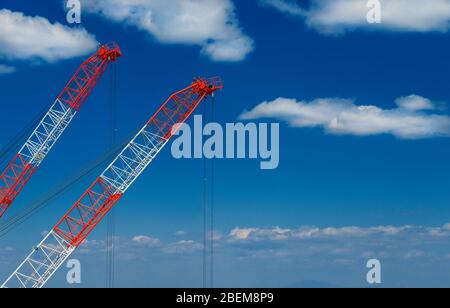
left=85, top=0, right=254, bottom=62
left=262, top=0, right=450, bottom=34
left=228, top=225, right=425, bottom=242
left=224, top=224, right=450, bottom=266
left=68, top=223, right=450, bottom=261
left=0, top=9, right=97, bottom=62
left=239, top=95, right=450, bottom=139
left=3, top=223, right=445, bottom=287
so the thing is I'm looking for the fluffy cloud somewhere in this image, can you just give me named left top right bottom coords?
left=162, top=240, right=203, bottom=254
left=66, top=223, right=450, bottom=263
left=228, top=225, right=415, bottom=242
left=175, top=230, right=187, bottom=236
left=0, top=9, right=97, bottom=62
left=21, top=224, right=447, bottom=287
left=132, top=235, right=161, bottom=246
left=262, top=0, right=304, bottom=15
left=0, top=64, right=15, bottom=75
left=261, top=0, right=450, bottom=34
left=77, top=235, right=201, bottom=256
left=85, top=0, right=253, bottom=61
left=229, top=227, right=259, bottom=240
left=230, top=227, right=291, bottom=241
left=225, top=223, right=450, bottom=265
left=12, top=223, right=445, bottom=288
left=239, top=95, right=450, bottom=139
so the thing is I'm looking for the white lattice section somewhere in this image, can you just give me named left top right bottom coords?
left=1, top=124, right=171, bottom=288
left=1, top=231, right=75, bottom=288
left=100, top=124, right=169, bottom=194
left=18, top=99, right=77, bottom=166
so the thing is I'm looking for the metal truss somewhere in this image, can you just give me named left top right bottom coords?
left=19, top=99, right=77, bottom=166
left=1, top=231, right=75, bottom=288
left=0, top=43, right=122, bottom=218
left=1, top=77, right=223, bottom=288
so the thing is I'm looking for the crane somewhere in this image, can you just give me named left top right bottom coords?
left=1, top=77, right=223, bottom=288
left=0, top=43, right=122, bottom=219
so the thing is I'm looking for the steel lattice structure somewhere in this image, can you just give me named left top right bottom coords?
left=0, top=43, right=121, bottom=219
left=1, top=77, right=223, bottom=288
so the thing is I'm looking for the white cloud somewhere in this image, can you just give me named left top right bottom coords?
left=224, top=223, right=450, bottom=264
left=0, top=64, right=15, bottom=74
left=427, top=227, right=446, bottom=237
left=262, top=0, right=450, bottom=34
left=0, top=9, right=97, bottom=62
left=132, top=235, right=160, bottom=246
left=33, top=223, right=449, bottom=270
left=261, top=0, right=305, bottom=16
left=85, top=0, right=253, bottom=61
left=175, top=230, right=187, bottom=236
left=426, top=225, right=450, bottom=237
left=210, top=231, right=223, bottom=241
left=230, top=227, right=259, bottom=240
left=66, top=223, right=450, bottom=258
left=162, top=240, right=203, bottom=254
left=229, top=225, right=416, bottom=242
left=395, top=95, right=435, bottom=111
left=239, top=95, right=450, bottom=139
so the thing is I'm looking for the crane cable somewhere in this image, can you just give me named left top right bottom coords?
left=211, top=94, right=216, bottom=289
left=203, top=95, right=216, bottom=288
left=0, top=102, right=53, bottom=169
left=107, top=62, right=118, bottom=288
left=0, top=93, right=97, bottom=231
left=202, top=97, right=208, bottom=288
left=0, top=142, right=125, bottom=238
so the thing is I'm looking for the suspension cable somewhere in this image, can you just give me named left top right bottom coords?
left=202, top=95, right=216, bottom=288
left=0, top=143, right=124, bottom=238
left=0, top=102, right=53, bottom=168
left=210, top=95, right=216, bottom=288
left=107, top=62, right=118, bottom=288
left=203, top=98, right=208, bottom=288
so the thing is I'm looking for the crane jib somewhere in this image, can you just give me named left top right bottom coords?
left=1, top=77, right=222, bottom=288
left=0, top=43, right=122, bottom=219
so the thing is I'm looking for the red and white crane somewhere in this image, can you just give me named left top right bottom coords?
left=0, top=43, right=121, bottom=219
left=1, top=77, right=223, bottom=288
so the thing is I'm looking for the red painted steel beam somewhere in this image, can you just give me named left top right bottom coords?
left=0, top=42, right=122, bottom=218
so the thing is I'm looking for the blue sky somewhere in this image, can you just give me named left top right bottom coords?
left=0, top=0, right=450, bottom=287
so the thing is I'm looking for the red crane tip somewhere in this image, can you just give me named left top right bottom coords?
left=192, top=77, right=223, bottom=96
left=98, top=42, right=122, bottom=62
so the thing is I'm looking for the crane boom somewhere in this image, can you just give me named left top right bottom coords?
left=1, top=77, right=223, bottom=288
left=0, top=43, right=122, bottom=219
